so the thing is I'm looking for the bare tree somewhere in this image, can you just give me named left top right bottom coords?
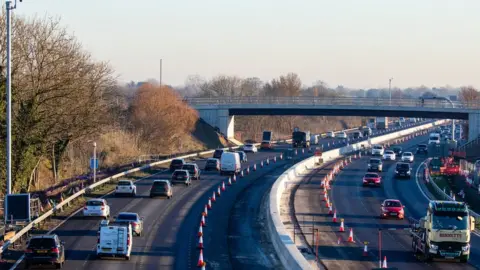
left=263, top=72, right=302, bottom=97
left=459, top=86, right=479, bottom=108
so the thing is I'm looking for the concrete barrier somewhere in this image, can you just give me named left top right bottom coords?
left=267, top=120, right=445, bottom=270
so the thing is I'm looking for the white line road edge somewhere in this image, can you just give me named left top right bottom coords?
left=9, top=169, right=167, bottom=270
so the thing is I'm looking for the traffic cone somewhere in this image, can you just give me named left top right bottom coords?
left=363, top=242, right=368, bottom=256
left=326, top=198, right=330, bottom=208
left=260, top=161, right=264, bottom=168
left=197, top=250, right=205, bottom=267
left=240, top=170, right=244, bottom=178
left=228, top=177, right=232, bottom=186
left=337, top=237, right=341, bottom=244
left=339, top=219, right=345, bottom=232
left=347, top=228, right=355, bottom=242
left=332, top=210, right=337, bottom=222
left=273, top=156, right=277, bottom=163
left=452, top=194, right=456, bottom=201
left=382, top=256, right=388, bottom=268
left=197, top=235, right=204, bottom=249
left=203, top=205, right=208, bottom=217
left=217, top=186, right=221, bottom=197
left=207, top=199, right=212, bottom=209
left=233, top=174, right=237, bottom=182
left=246, top=167, right=250, bottom=175
left=328, top=204, right=333, bottom=215
left=212, top=192, right=216, bottom=202
left=266, top=159, right=270, bottom=165
left=201, top=215, right=206, bottom=227
left=222, top=181, right=226, bottom=191
left=198, top=223, right=203, bottom=237
left=323, top=192, right=327, bottom=201
left=253, top=164, right=257, bottom=171
left=302, top=148, right=305, bottom=154
left=280, top=153, right=283, bottom=160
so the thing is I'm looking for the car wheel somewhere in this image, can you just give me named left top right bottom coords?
left=126, top=256, right=131, bottom=261
left=55, top=262, right=63, bottom=269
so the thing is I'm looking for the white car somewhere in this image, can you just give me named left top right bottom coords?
left=371, top=145, right=385, bottom=156
left=335, top=132, right=348, bottom=139
left=83, top=198, right=110, bottom=218
left=115, top=180, right=137, bottom=196
left=401, top=152, right=414, bottom=163
left=243, top=144, right=258, bottom=153
left=326, top=131, right=335, bottom=138
left=382, top=150, right=396, bottom=161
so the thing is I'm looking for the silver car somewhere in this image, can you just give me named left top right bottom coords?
left=114, top=212, right=144, bottom=236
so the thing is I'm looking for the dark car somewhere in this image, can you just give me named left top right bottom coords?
left=213, top=149, right=224, bottom=159
left=236, top=151, right=248, bottom=163
left=150, top=180, right=174, bottom=198
left=367, top=158, right=383, bottom=172
left=416, top=144, right=428, bottom=154
left=395, top=162, right=412, bottom=179
left=171, top=170, right=192, bottom=185
left=352, top=131, right=363, bottom=139
left=24, top=234, right=65, bottom=269
left=391, top=146, right=403, bottom=155
left=182, top=163, right=200, bottom=180
left=169, top=158, right=185, bottom=172
left=204, top=158, right=220, bottom=171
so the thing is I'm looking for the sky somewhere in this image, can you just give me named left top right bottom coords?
left=14, top=0, right=480, bottom=89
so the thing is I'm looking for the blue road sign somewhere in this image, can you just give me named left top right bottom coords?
left=90, top=158, right=99, bottom=169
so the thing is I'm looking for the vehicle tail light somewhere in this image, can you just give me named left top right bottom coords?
left=51, top=247, right=60, bottom=253
left=25, top=248, right=33, bottom=254
left=127, top=235, right=130, bottom=245
left=132, top=222, right=138, bottom=227
left=101, top=207, right=105, bottom=210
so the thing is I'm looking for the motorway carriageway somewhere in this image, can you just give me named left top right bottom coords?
left=9, top=130, right=360, bottom=270
left=295, top=133, right=480, bottom=269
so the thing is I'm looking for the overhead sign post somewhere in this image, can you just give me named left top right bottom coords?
left=5, top=193, right=31, bottom=224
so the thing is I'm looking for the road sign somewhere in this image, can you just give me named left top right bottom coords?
left=90, top=158, right=99, bottom=169
left=5, top=193, right=31, bottom=223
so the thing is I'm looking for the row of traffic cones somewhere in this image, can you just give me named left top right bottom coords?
left=197, top=154, right=284, bottom=268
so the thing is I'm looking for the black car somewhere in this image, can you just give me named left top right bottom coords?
left=416, top=144, right=428, bottom=154
left=352, top=131, right=363, bottom=139
left=391, top=146, right=403, bottom=155
left=24, top=234, right=65, bottom=269
left=182, top=163, right=201, bottom=180
left=169, top=158, right=185, bottom=172
left=367, top=158, right=383, bottom=172
left=213, top=149, right=224, bottom=159
left=204, top=158, right=220, bottom=171
left=395, top=162, right=412, bottom=179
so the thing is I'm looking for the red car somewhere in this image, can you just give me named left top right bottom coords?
left=380, top=199, right=405, bottom=219
left=362, top=173, right=381, bottom=187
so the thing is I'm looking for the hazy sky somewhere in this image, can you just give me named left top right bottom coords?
left=15, top=0, right=480, bottom=89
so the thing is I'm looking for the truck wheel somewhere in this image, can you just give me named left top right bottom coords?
left=126, top=256, right=131, bottom=261
left=55, top=262, right=63, bottom=269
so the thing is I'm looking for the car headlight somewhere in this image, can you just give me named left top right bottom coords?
left=462, top=244, right=470, bottom=252
left=395, top=170, right=399, bottom=173
left=368, top=164, right=371, bottom=167
left=407, top=171, right=411, bottom=174
left=430, top=244, right=438, bottom=250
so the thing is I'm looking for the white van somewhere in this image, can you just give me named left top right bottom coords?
left=96, top=223, right=133, bottom=260
left=428, top=133, right=441, bottom=144
left=220, top=152, right=241, bottom=175
left=371, top=145, right=385, bottom=156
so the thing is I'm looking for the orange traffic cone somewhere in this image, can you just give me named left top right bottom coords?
left=217, top=186, right=221, bottom=196
left=260, top=161, right=264, bottom=168
left=339, top=219, right=345, bottom=232
left=363, top=242, right=369, bottom=256
left=203, top=205, right=208, bottom=217
left=197, top=235, right=204, bottom=249
left=328, top=204, right=333, bottom=215
left=228, top=177, right=232, bottom=186
left=347, top=228, right=355, bottom=242
left=337, top=237, right=341, bottom=244
left=240, top=170, right=244, bottom=178
left=233, top=174, right=237, bottom=182
left=322, top=192, right=327, bottom=201
left=207, top=199, right=212, bottom=210
left=326, top=198, right=331, bottom=208
left=280, top=153, right=283, bottom=160
left=201, top=215, right=206, bottom=227
left=246, top=167, right=250, bottom=174
left=197, top=223, right=203, bottom=237
left=212, top=192, right=217, bottom=202
left=382, top=256, right=388, bottom=268
left=333, top=211, right=337, bottom=222
left=273, top=156, right=277, bottom=163
left=266, top=158, right=270, bottom=165
left=253, top=164, right=257, bottom=171
left=197, top=250, right=205, bottom=267
left=221, top=181, right=226, bottom=191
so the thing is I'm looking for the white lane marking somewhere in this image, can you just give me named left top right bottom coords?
left=9, top=169, right=167, bottom=270
left=414, top=160, right=430, bottom=201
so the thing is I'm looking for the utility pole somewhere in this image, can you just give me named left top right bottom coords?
left=159, top=59, right=162, bottom=86
left=93, top=142, right=97, bottom=183
left=388, top=78, right=393, bottom=106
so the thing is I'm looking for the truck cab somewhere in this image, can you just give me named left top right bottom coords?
left=411, top=201, right=474, bottom=263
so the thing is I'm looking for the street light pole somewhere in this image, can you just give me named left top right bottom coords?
left=6, top=0, right=19, bottom=197
left=93, top=142, right=97, bottom=183
left=388, top=78, right=393, bottom=106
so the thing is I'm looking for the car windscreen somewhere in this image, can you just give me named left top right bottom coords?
left=397, top=164, right=410, bottom=169
left=370, top=159, right=380, bottom=164
left=365, top=174, right=378, bottom=178
left=28, top=238, right=55, bottom=249
left=403, top=153, right=412, bottom=156
left=384, top=201, right=401, bottom=207
left=152, top=182, right=168, bottom=190
left=430, top=136, right=439, bottom=140
left=373, top=146, right=382, bottom=150
left=385, top=151, right=394, bottom=154
left=214, top=150, right=223, bottom=155
left=117, top=214, right=137, bottom=221
left=87, top=200, right=104, bottom=206
left=245, top=144, right=253, bottom=147
left=117, top=181, right=131, bottom=186
left=418, top=144, right=427, bottom=148
left=171, top=159, right=184, bottom=165
left=173, top=171, right=187, bottom=176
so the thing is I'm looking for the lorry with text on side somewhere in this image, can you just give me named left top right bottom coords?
left=260, top=131, right=273, bottom=150
left=292, top=129, right=311, bottom=148
left=376, top=117, right=388, bottom=130
left=410, top=200, right=474, bottom=263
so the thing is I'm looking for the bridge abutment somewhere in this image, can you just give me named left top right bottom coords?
left=197, top=109, right=235, bottom=139
left=469, top=112, right=480, bottom=141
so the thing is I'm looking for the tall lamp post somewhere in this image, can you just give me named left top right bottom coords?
left=93, top=142, right=97, bottom=183
left=388, top=78, right=393, bottom=106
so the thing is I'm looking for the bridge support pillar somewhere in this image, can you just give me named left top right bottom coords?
left=468, top=112, right=480, bottom=141
left=197, top=109, right=235, bottom=139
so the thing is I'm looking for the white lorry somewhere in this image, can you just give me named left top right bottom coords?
left=96, top=222, right=133, bottom=260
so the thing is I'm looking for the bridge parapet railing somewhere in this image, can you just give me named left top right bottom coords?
left=186, top=96, right=468, bottom=109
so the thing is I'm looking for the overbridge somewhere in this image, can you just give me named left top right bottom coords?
left=186, top=96, right=480, bottom=140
